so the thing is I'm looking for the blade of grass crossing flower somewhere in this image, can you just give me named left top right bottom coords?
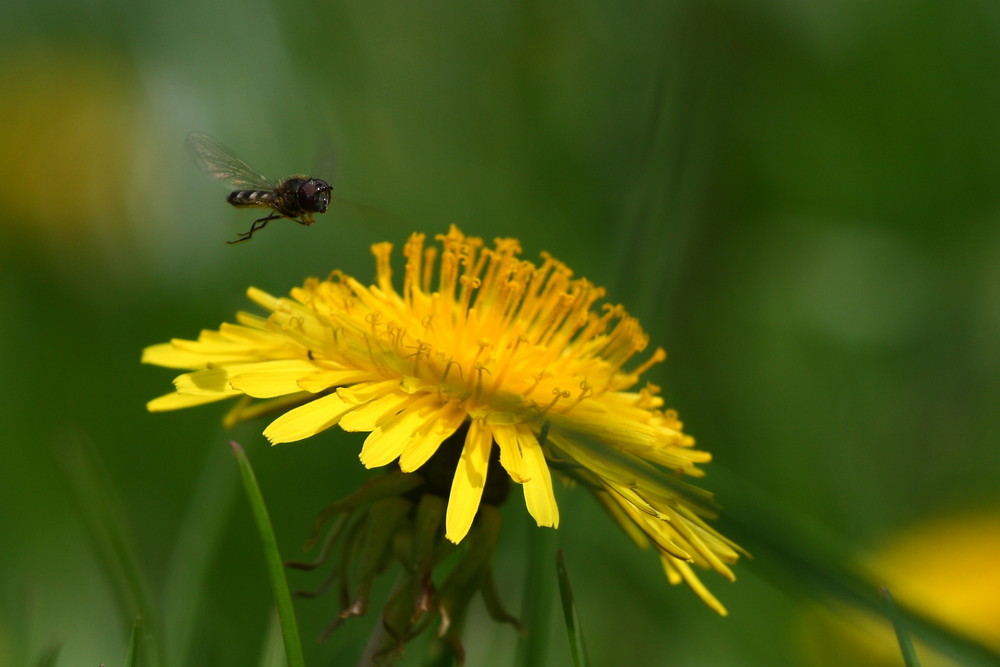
left=125, top=613, right=143, bottom=667
left=230, top=441, right=305, bottom=667
left=57, top=436, right=163, bottom=667
left=555, top=551, right=590, bottom=667
left=882, top=588, right=921, bottom=667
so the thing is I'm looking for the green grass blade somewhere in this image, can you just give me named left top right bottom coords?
left=883, top=588, right=921, bottom=667
left=229, top=441, right=304, bottom=667
left=125, top=613, right=144, bottom=667
left=555, top=550, right=590, bottom=667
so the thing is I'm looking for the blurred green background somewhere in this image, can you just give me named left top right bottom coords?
left=3, top=0, right=999, bottom=665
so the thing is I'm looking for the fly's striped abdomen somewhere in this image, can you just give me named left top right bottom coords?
left=227, top=190, right=276, bottom=208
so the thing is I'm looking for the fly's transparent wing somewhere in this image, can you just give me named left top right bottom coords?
left=312, top=134, right=339, bottom=184
left=187, top=132, right=277, bottom=190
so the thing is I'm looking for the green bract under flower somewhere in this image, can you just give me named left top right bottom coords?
left=143, top=226, right=741, bottom=613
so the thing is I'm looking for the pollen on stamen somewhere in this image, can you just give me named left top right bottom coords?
left=472, top=363, right=492, bottom=400
left=636, top=383, right=663, bottom=409
left=458, top=276, right=481, bottom=314
left=568, top=381, right=594, bottom=409
left=440, top=358, right=464, bottom=385
left=402, top=233, right=426, bottom=301
left=538, top=387, right=571, bottom=417
left=372, top=242, right=394, bottom=292
left=406, top=340, right=431, bottom=377
left=633, top=347, right=667, bottom=378
left=363, top=333, right=393, bottom=377
left=421, top=247, right=437, bottom=294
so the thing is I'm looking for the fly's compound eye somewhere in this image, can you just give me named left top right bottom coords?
left=299, top=179, right=333, bottom=213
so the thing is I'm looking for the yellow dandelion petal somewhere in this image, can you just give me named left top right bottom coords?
left=517, top=426, right=559, bottom=529
left=591, top=486, right=650, bottom=549
left=297, top=369, right=380, bottom=393
left=445, top=419, right=493, bottom=544
left=147, top=391, right=236, bottom=412
left=339, top=390, right=418, bottom=432
left=245, top=286, right=285, bottom=313
left=227, top=360, right=321, bottom=398
left=662, top=557, right=728, bottom=617
left=397, top=400, right=466, bottom=472
left=141, top=342, right=209, bottom=370
left=490, top=424, right=528, bottom=483
left=359, top=394, right=442, bottom=468
left=173, top=368, right=234, bottom=396
left=336, top=379, right=403, bottom=404
left=263, top=392, right=354, bottom=444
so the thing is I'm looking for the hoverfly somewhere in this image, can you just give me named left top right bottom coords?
left=188, top=132, right=333, bottom=244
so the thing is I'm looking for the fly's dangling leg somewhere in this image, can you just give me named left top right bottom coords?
left=227, top=213, right=284, bottom=244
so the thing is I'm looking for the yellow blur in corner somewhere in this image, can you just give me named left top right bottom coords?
left=0, top=44, right=150, bottom=254
left=797, top=512, right=1000, bottom=666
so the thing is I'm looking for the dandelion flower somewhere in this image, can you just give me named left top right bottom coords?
left=143, top=226, right=741, bottom=612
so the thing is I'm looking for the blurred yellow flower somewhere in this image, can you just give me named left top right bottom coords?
left=797, top=511, right=1000, bottom=666
left=874, top=512, right=1000, bottom=650
left=0, top=45, right=143, bottom=242
left=143, top=226, right=740, bottom=611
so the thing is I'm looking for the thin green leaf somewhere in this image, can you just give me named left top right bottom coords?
left=883, top=588, right=921, bottom=667
left=555, top=551, right=590, bottom=667
left=230, top=441, right=305, bottom=667
left=125, top=613, right=143, bottom=667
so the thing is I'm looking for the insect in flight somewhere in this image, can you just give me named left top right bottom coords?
left=187, top=132, right=333, bottom=244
